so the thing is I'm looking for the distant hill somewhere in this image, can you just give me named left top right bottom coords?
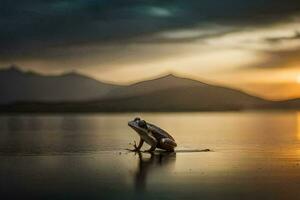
left=0, top=66, right=121, bottom=104
left=98, top=75, right=270, bottom=111
left=1, top=66, right=300, bottom=112
left=105, top=74, right=205, bottom=99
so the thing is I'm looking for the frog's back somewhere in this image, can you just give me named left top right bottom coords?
left=147, top=123, right=175, bottom=141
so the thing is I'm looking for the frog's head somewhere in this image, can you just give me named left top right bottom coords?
left=128, top=117, right=149, bottom=137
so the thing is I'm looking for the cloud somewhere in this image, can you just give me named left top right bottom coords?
left=251, top=47, right=300, bottom=69
left=265, top=30, right=300, bottom=43
left=0, top=0, right=300, bottom=80
left=145, top=6, right=174, bottom=17
left=1, top=1, right=300, bottom=54
left=143, top=24, right=240, bottom=44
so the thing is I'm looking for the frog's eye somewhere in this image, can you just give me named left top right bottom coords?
left=134, top=117, right=140, bottom=121
left=138, top=120, right=147, bottom=129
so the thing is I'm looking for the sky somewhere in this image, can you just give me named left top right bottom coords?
left=1, top=0, right=300, bottom=100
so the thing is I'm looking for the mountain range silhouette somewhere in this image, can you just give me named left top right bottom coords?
left=0, top=66, right=299, bottom=112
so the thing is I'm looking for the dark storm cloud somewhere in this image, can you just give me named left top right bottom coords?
left=1, top=0, right=300, bottom=61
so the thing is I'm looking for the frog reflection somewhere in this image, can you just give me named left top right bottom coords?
left=134, top=151, right=176, bottom=191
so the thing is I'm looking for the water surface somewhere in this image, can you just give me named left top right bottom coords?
left=1, top=112, right=300, bottom=199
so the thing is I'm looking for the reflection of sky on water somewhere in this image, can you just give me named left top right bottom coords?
left=1, top=112, right=300, bottom=199
left=1, top=112, right=300, bottom=154
left=297, top=112, right=300, bottom=141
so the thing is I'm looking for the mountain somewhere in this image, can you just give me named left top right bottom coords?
left=0, top=66, right=121, bottom=104
left=91, top=76, right=271, bottom=112
left=105, top=74, right=206, bottom=99
left=101, top=74, right=273, bottom=110
left=2, top=66, right=300, bottom=112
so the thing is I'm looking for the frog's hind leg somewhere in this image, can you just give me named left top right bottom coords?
left=159, top=138, right=177, bottom=152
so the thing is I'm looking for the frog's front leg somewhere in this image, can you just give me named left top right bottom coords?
left=133, top=138, right=144, bottom=151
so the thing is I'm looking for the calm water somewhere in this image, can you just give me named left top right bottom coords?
left=1, top=112, right=300, bottom=200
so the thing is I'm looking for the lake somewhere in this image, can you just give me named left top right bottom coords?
left=1, top=112, right=300, bottom=200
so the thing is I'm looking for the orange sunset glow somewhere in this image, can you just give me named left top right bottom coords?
left=1, top=18, right=300, bottom=100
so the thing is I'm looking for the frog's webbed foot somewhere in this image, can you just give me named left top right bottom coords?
left=127, top=140, right=138, bottom=152
left=129, top=139, right=144, bottom=152
left=132, top=141, right=141, bottom=152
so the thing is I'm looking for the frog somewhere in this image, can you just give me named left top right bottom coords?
left=128, top=117, right=177, bottom=152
